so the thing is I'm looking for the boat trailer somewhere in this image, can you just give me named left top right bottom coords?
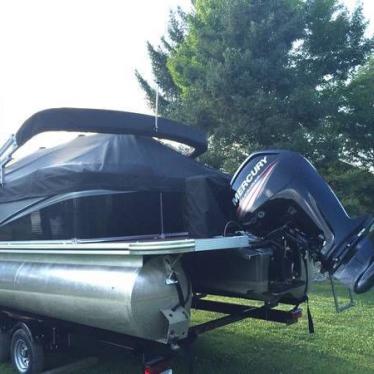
left=0, top=295, right=302, bottom=374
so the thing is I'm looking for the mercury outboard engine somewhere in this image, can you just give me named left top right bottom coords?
left=231, top=150, right=374, bottom=294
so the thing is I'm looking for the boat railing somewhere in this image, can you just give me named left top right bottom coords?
left=0, top=134, right=18, bottom=186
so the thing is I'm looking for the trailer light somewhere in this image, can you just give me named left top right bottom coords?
left=144, top=368, right=172, bottom=374
left=144, top=360, right=172, bottom=374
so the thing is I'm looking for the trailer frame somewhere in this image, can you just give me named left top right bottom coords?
left=0, top=295, right=303, bottom=374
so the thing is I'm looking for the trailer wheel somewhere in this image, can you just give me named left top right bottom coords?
left=0, top=329, right=10, bottom=362
left=11, top=328, right=44, bottom=374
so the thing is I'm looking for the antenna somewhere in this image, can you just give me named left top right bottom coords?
left=154, top=88, right=159, bottom=132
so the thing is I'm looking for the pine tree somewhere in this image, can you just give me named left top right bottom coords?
left=135, top=7, right=187, bottom=114
left=136, top=0, right=373, bottom=213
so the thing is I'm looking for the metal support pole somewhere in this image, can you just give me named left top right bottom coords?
left=0, top=134, right=18, bottom=186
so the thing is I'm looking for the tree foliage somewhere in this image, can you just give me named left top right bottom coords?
left=321, top=161, right=374, bottom=216
left=137, top=0, right=373, bottom=214
left=336, top=57, right=374, bottom=169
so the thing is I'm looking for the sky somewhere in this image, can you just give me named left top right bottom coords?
left=0, top=0, right=372, bottom=154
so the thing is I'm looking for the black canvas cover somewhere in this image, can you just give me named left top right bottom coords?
left=184, top=175, right=236, bottom=238
left=1, top=133, right=227, bottom=205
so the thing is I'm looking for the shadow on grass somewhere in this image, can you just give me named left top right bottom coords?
left=180, top=327, right=373, bottom=374
left=70, top=325, right=374, bottom=374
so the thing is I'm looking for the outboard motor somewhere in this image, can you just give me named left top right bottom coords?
left=231, top=150, right=374, bottom=294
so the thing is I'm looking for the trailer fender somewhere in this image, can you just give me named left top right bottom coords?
left=10, top=321, right=43, bottom=343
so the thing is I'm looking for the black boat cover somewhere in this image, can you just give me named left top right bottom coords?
left=16, top=108, right=207, bottom=156
left=1, top=133, right=227, bottom=205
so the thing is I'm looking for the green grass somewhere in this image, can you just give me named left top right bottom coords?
left=1, top=282, right=373, bottom=373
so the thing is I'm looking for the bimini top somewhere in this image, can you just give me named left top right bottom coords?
left=15, top=108, right=207, bottom=157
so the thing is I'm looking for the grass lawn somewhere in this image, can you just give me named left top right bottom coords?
left=1, top=282, right=373, bottom=373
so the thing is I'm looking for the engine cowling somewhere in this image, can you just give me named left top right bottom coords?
left=231, top=150, right=374, bottom=294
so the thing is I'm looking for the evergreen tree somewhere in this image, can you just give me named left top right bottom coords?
left=336, top=57, right=374, bottom=170
left=136, top=0, right=373, bottom=213
left=135, top=7, right=187, bottom=114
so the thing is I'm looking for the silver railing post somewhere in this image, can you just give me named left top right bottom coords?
left=0, top=134, right=18, bottom=186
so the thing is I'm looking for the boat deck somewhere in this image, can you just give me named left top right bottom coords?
left=0, top=235, right=253, bottom=266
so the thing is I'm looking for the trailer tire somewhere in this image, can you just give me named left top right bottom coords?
left=0, top=329, right=10, bottom=362
left=11, top=328, right=44, bottom=374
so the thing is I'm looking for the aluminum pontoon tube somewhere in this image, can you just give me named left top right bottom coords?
left=0, top=255, right=191, bottom=343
